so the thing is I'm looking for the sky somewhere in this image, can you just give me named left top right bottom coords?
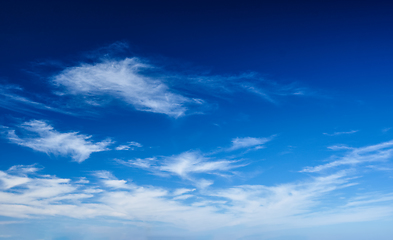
left=1, top=0, right=393, bottom=239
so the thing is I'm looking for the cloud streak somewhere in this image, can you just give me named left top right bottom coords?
left=323, top=130, right=358, bottom=136
left=0, top=84, right=72, bottom=115
left=301, top=140, right=393, bottom=173
left=228, top=136, right=272, bottom=151
left=3, top=120, right=112, bottom=162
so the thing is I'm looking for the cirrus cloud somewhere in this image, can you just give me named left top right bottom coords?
left=51, top=58, right=202, bottom=117
left=3, top=120, right=112, bottom=163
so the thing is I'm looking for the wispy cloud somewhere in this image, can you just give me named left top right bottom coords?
left=0, top=165, right=392, bottom=233
left=366, top=165, right=393, bottom=171
left=323, top=130, right=358, bottom=136
left=209, top=171, right=358, bottom=226
left=3, top=120, right=112, bottom=162
left=301, top=140, right=393, bottom=173
left=0, top=84, right=71, bottom=115
left=185, top=71, right=311, bottom=102
left=118, top=151, right=245, bottom=187
left=93, top=170, right=133, bottom=189
left=2, top=43, right=315, bottom=118
left=115, top=141, right=142, bottom=151
left=345, top=193, right=393, bottom=207
left=0, top=166, right=229, bottom=229
left=228, top=136, right=272, bottom=151
left=173, top=188, right=195, bottom=196
left=46, top=43, right=314, bottom=117
left=51, top=58, right=203, bottom=117
left=118, top=137, right=274, bottom=187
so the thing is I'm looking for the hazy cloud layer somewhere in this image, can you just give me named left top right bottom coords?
left=0, top=165, right=392, bottom=233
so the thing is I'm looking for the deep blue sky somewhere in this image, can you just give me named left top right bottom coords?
left=1, top=1, right=393, bottom=240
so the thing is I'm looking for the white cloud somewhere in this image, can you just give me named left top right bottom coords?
left=173, top=188, right=195, bottom=196
left=51, top=58, right=201, bottom=117
left=345, top=193, right=393, bottom=207
left=115, top=145, right=129, bottom=151
left=209, top=171, right=357, bottom=227
left=0, top=165, right=392, bottom=234
left=228, top=136, right=271, bottom=151
left=121, top=157, right=156, bottom=169
left=159, top=151, right=240, bottom=177
left=115, top=141, right=142, bottom=151
left=3, top=120, right=112, bottom=162
left=323, top=130, right=358, bottom=136
left=301, top=140, right=393, bottom=173
left=2, top=44, right=315, bottom=119
left=173, top=194, right=194, bottom=200
left=327, top=144, right=354, bottom=151
left=0, top=166, right=229, bottom=230
left=93, top=170, right=133, bottom=189
left=0, top=171, right=30, bottom=190
left=118, top=137, right=273, bottom=187
left=119, top=151, right=245, bottom=187
left=7, top=164, right=41, bottom=174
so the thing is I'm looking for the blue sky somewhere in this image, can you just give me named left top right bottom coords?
left=1, top=1, right=393, bottom=239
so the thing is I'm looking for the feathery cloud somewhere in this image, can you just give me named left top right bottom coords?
left=119, top=151, right=245, bottom=187
left=2, top=43, right=314, bottom=118
left=185, top=71, right=312, bottom=104
left=3, top=120, right=112, bottom=162
left=301, top=140, right=393, bottom=173
left=51, top=58, right=202, bottom=117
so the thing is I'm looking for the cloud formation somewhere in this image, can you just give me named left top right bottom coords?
left=301, top=140, right=393, bottom=173
left=119, top=151, right=244, bottom=187
left=1, top=44, right=314, bottom=119
left=51, top=58, right=201, bottom=117
left=115, top=141, right=142, bottom=151
left=228, top=136, right=271, bottom=151
left=3, top=120, right=112, bottom=162
left=0, top=165, right=392, bottom=234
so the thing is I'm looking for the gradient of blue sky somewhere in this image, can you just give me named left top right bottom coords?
left=1, top=1, right=393, bottom=239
